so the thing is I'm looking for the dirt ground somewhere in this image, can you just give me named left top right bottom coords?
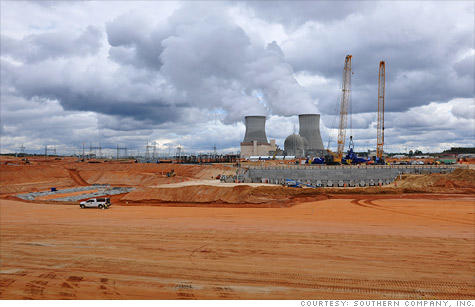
left=0, top=157, right=474, bottom=299
left=1, top=195, right=474, bottom=299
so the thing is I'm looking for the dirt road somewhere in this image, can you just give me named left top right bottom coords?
left=0, top=196, right=474, bottom=299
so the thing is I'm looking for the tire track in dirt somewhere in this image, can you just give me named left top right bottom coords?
left=0, top=278, right=16, bottom=296
left=350, top=198, right=473, bottom=225
left=75, top=264, right=473, bottom=299
left=2, top=265, right=472, bottom=299
left=66, top=169, right=88, bottom=186
left=364, top=198, right=473, bottom=225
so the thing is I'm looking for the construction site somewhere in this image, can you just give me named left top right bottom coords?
left=1, top=55, right=474, bottom=299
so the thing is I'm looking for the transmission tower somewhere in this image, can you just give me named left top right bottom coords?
left=145, top=142, right=155, bottom=161
left=17, top=144, right=26, bottom=156
left=116, top=144, right=128, bottom=160
left=89, top=144, right=102, bottom=158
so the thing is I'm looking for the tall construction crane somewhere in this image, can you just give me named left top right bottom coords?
left=336, top=55, right=353, bottom=161
left=376, top=61, right=385, bottom=161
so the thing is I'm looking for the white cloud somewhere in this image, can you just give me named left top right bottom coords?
left=0, top=1, right=473, bottom=154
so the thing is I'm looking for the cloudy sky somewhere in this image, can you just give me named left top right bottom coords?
left=1, top=1, right=474, bottom=156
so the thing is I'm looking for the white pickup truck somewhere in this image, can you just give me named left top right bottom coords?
left=79, top=198, right=111, bottom=209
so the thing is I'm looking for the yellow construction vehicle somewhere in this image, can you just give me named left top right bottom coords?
left=325, top=55, right=352, bottom=164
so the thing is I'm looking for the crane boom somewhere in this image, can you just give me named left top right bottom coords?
left=376, top=61, right=385, bottom=160
left=336, top=55, right=352, bottom=161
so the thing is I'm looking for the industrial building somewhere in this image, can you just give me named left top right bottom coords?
left=240, top=116, right=276, bottom=158
left=240, top=114, right=325, bottom=159
left=284, top=134, right=305, bottom=157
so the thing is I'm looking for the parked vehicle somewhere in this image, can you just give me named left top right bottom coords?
left=79, top=198, right=111, bottom=209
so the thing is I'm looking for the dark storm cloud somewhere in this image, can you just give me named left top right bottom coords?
left=270, top=1, right=475, bottom=114
left=104, top=3, right=317, bottom=122
left=1, top=1, right=473, bottom=153
left=1, top=26, right=102, bottom=63
left=1, top=58, right=181, bottom=126
left=3, top=2, right=316, bottom=129
left=106, top=12, right=170, bottom=70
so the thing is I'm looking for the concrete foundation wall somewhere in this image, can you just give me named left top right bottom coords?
left=243, top=165, right=464, bottom=187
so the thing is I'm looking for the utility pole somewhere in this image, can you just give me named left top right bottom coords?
left=44, top=145, right=48, bottom=159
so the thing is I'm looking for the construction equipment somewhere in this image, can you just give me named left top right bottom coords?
left=376, top=61, right=385, bottom=163
left=284, top=179, right=315, bottom=188
left=336, top=55, right=353, bottom=161
left=325, top=55, right=353, bottom=164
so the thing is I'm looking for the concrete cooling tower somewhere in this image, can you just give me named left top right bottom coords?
left=240, top=116, right=276, bottom=158
left=243, top=116, right=268, bottom=143
left=299, top=114, right=324, bottom=155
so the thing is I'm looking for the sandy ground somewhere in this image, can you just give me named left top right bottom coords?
left=1, top=158, right=474, bottom=299
left=1, top=196, right=474, bottom=299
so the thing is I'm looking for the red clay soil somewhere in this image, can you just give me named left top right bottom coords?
left=120, top=169, right=475, bottom=206
left=75, top=163, right=235, bottom=186
left=0, top=165, right=75, bottom=194
left=1, top=155, right=473, bottom=196
left=0, top=158, right=474, bottom=299
left=65, top=169, right=89, bottom=186
left=121, top=185, right=327, bottom=205
left=391, top=168, right=475, bottom=193
left=0, top=196, right=473, bottom=299
left=0, top=158, right=236, bottom=195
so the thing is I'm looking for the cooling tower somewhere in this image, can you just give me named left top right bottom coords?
left=243, top=116, right=268, bottom=143
left=299, top=114, right=324, bottom=154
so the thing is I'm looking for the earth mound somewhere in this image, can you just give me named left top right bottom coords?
left=121, top=185, right=329, bottom=206
left=394, top=168, right=475, bottom=193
